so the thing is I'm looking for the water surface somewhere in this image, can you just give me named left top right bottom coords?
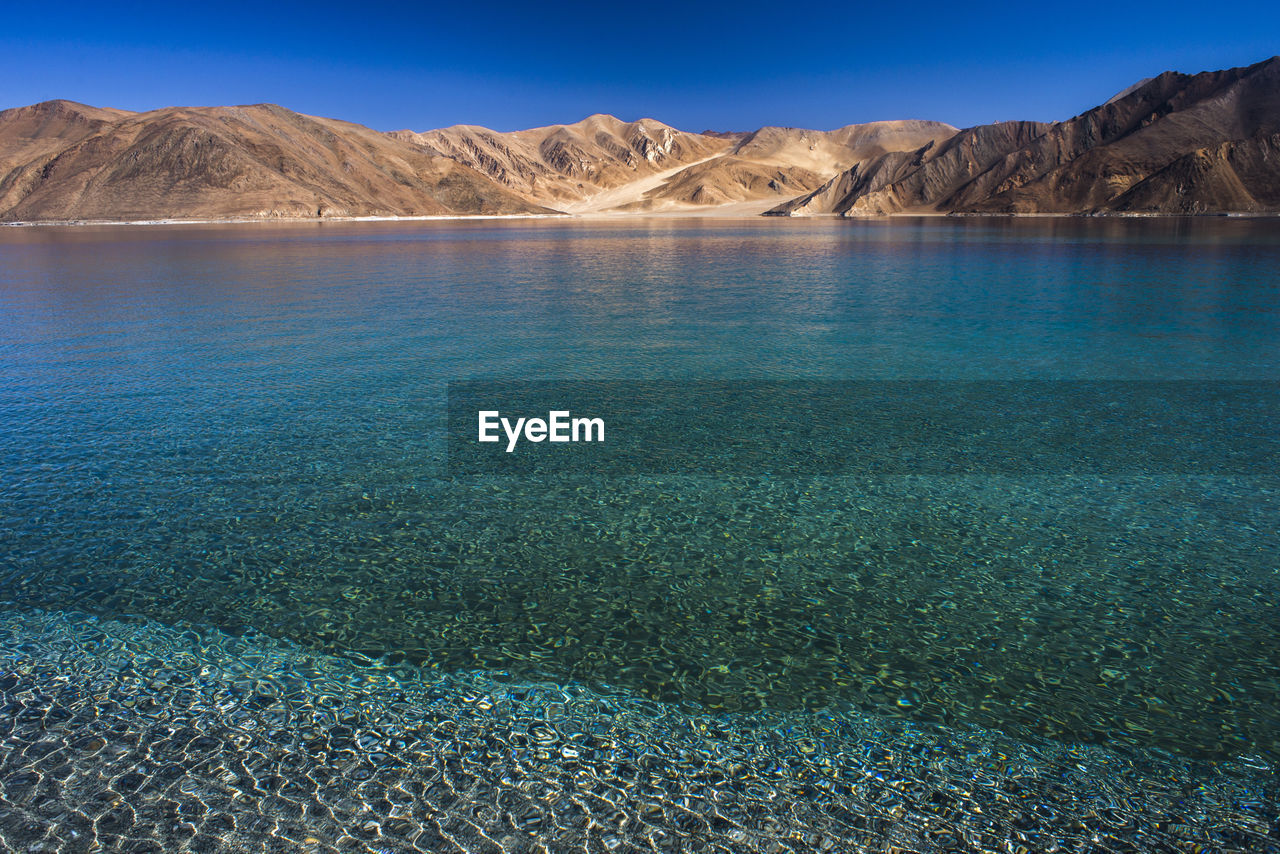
left=1, top=218, right=1278, bottom=852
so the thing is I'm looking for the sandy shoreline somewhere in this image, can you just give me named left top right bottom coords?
left=0, top=213, right=568, bottom=227
left=2, top=209, right=1276, bottom=227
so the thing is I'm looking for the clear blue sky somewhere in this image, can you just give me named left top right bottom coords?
left=3, top=1, right=1277, bottom=132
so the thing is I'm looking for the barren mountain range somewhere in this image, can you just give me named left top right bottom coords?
left=395, top=116, right=956, bottom=213
left=0, top=101, right=553, bottom=221
left=768, top=56, right=1280, bottom=216
left=1, top=57, right=1276, bottom=222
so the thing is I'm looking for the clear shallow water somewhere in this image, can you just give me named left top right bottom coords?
left=1, top=218, right=1278, bottom=852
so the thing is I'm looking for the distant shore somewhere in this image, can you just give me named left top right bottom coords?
left=0, top=213, right=571, bottom=227
left=4, top=210, right=1277, bottom=227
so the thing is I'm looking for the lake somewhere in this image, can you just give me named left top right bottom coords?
left=1, top=218, right=1278, bottom=852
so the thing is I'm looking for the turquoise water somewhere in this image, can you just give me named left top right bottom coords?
left=1, top=218, right=1278, bottom=852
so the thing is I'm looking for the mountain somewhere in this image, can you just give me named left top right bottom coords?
left=612, top=121, right=957, bottom=212
left=393, top=115, right=734, bottom=207
left=768, top=56, right=1280, bottom=216
left=766, top=121, right=1052, bottom=216
left=396, top=117, right=956, bottom=213
left=3, top=57, right=1278, bottom=222
left=0, top=102, right=556, bottom=221
left=0, top=104, right=948, bottom=221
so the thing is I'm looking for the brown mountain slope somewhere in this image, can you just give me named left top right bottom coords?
left=733, top=121, right=958, bottom=168
left=766, top=121, right=1050, bottom=216
left=394, top=115, right=734, bottom=206
left=1106, top=134, right=1280, bottom=212
left=969, top=57, right=1280, bottom=213
left=0, top=100, right=131, bottom=167
left=398, top=117, right=956, bottom=213
left=0, top=100, right=136, bottom=215
left=0, top=102, right=555, bottom=221
left=625, top=121, right=958, bottom=211
left=767, top=56, right=1280, bottom=216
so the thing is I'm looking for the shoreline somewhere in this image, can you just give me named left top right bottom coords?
left=0, top=213, right=569, bottom=228
left=4, top=209, right=1279, bottom=227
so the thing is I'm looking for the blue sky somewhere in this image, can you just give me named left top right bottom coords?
left=3, top=1, right=1277, bottom=132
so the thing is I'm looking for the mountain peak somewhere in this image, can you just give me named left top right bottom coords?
left=1, top=99, right=131, bottom=123
left=767, top=56, right=1280, bottom=217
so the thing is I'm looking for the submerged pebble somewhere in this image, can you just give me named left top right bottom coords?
left=0, top=610, right=1275, bottom=853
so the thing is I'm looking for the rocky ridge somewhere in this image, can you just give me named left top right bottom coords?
left=767, top=56, right=1280, bottom=216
